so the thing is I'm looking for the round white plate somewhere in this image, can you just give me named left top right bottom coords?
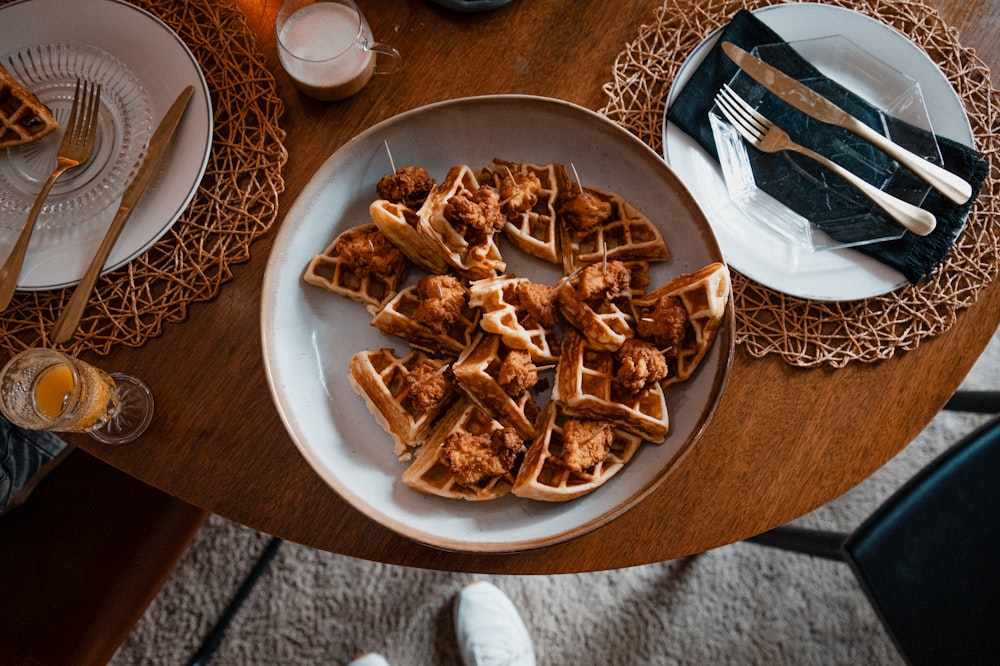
left=262, top=95, right=734, bottom=553
left=0, top=0, right=212, bottom=290
left=663, top=3, right=974, bottom=301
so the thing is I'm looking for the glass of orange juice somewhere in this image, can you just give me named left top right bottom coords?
left=0, top=348, right=153, bottom=445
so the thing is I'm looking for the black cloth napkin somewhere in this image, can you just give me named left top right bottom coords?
left=666, top=9, right=989, bottom=285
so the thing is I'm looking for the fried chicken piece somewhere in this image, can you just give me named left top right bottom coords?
left=635, top=295, right=688, bottom=358
left=561, top=419, right=613, bottom=473
left=574, top=261, right=631, bottom=301
left=615, top=339, right=668, bottom=394
left=497, top=349, right=538, bottom=397
left=334, top=226, right=408, bottom=279
left=442, top=427, right=523, bottom=487
left=559, top=189, right=612, bottom=233
left=473, top=185, right=505, bottom=233
left=412, top=275, right=466, bottom=334
left=376, top=166, right=435, bottom=208
left=515, top=281, right=557, bottom=329
left=499, top=171, right=541, bottom=216
left=445, top=185, right=505, bottom=246
left=404, top=359, right=453, bottom=411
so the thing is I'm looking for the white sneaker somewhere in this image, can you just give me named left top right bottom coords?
left=454, top=581, right=535, bottom=666
left=346, top=653, right=391, bottom=666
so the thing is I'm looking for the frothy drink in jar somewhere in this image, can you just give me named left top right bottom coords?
left=278, top=2, right=376, bottom=101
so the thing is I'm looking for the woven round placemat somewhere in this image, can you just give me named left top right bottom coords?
left=0, top=0, right=287, bottom=357
left=601, top=0, right=1000, bottom=367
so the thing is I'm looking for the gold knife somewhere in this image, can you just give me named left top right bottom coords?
left=721, top=42, right=972, bottom=206
left=50, top=85, right=194, bottom=344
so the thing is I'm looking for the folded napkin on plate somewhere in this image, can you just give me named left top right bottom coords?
left=666, top=9, right=989, bottom=285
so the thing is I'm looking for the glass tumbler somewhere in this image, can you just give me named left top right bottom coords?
left=0, top=348, right=153, bottom=445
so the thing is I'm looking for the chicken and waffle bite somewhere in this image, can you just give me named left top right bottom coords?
left=558, top=185, right=670, bottom=274
left=304, top=223, right=410, bottom=312
left=453, top=333, right=541, bottom=440
left=478, top=158, right=571, bottom=265
left=0, top=64, right=58, bottom=148
left=512, top=402, right=644, bottom=502
left=305, top=158, right=731, bottom=503
left=468, top=276, right=560, bottom=364
left=416, top=165, right=507, bottom=280
left=402, top=398, right=522, bottom=501
left=348, top=348, right=455, bottom=462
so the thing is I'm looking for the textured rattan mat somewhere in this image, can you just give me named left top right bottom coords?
left=601, top=0, right=1000, bottom=367
left=0, top=0, right=287, bottom=357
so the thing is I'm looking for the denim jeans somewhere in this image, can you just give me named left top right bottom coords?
left=1, top=416, right=68, bottom=514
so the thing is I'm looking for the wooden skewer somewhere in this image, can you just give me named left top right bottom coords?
left=570, top=162, right=608, bottom=272
left=383, top=140, right=396, bottom=173
left=570, top=162, right=583, bottom=193
left=497, top=166, right=519, bottom=207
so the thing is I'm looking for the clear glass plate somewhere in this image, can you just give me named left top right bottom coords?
left=0, top=42, right=152, bottom=235
left=710, top=35, right=941, bottom=251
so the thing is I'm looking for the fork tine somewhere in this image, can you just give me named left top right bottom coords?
left=80, top=81, right=101, bottom=148
left=721, top=85, right=771, bottom=133
left=64, top=79, right=83, bottom=143
left=717, top=86, right=768, bottom=139
left=715, top=90, right=762, bottom=144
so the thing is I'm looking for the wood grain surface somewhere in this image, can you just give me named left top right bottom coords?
left=74, top=0, right=1000, bottom=573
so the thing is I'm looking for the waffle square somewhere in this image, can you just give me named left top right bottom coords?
left=552, top=331, right=669, bottom=442
left=480, top=158, right=571, bottom=265
left=416, top=165, right=506, bottom=279
left=304, top=223, right=410, bottom=312
left=468, top=275, right=560, bottom=363
left=0, top=64, right=57, bottom=148
left=560, top=187, right=669, bottom=274
left=553, top=262, right=650, bottom=352
left=349, top=348, right=455, bottom=461
left=371, top=280, right=481, bottom=358
left=633, top=262, right=731, bottom=386
left=402, top=398, right=518, bottom=501
left=453, top=333, right=541, bottom=439
left=511, top=402, right=643, bottom=502
left=369, top=199, right=450, bottom=275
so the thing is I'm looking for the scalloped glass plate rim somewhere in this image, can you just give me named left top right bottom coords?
left=0, top=41, right=152, bottom=235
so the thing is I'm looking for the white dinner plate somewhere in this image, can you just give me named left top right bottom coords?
left=262, top=95, right=734, bottom=553
left=663, top=3, right=974, bottom=301
left=0, top=0, right=212, bottom=290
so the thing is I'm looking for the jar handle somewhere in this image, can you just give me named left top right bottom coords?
left=368, top=42, right=401, bottom=75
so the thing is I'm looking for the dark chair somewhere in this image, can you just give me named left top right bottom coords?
left=746, top=390, right=1000, bottom=666
left=0, top=448, right=208, bottom=666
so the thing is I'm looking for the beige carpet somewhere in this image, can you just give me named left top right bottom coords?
left=110, top=326, right=998, bottom=666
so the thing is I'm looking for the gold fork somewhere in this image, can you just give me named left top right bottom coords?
left=0, top=79, right=102, bottom=309
left=714, top=84, right=936, bottom=237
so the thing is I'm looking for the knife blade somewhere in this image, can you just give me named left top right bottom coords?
left=721, top=41, right=972, bottom=206
left=50, top=85, right=194, bottom=344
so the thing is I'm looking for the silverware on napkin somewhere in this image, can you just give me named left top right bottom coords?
left=50, top=85, right=194, bottom=344
left=722, top=41, right=973, bottom=206
left=714, top=84, right=936, bottom=236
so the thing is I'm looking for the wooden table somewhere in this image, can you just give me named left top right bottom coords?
left=76, top=0, right=1000, bottom=573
